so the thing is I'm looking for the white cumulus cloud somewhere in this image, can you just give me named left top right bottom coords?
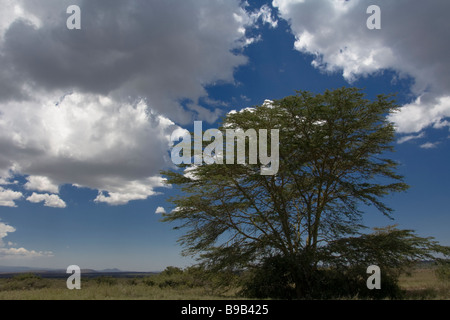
left=0, top=187, right=22, bottom=207
left=0, top=221, right=16, bottom=246
left=0, top=247, right=54, bottom=259
left=25, top=176, right=59, bottom=194
left=0, top=221, right=53, bottom=258
left=155, top=206, right=166, bottom=214
left=0, top=92, right=178, bottom=206
left=0, top=0, right=269, bottom=206
left=389, top=96, right=450, bottom=134
left=273, top=0, right=450, bottom=135
left=26, top=192, right=67, bottom=208
left=420, top=142, right=439, bottom=150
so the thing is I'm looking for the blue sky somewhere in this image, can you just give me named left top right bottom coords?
left=0, top=0, right=449, bottom=271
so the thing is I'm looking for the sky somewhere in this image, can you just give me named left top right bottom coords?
left=0, top=0, right=449, bottom=272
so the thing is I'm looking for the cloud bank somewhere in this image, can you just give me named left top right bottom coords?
left=0, top=221, right=53, bottom=259
left=26, top=193, right=66, bottom=208
left=273, top=0, right=450, bottom=134
left=0, top=187, right=22, bottom=207
left=0, top=0, right=269, bottom=206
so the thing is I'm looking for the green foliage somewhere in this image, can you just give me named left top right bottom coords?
left=0, top=273, right=51, bottom=291
left=94, top=276, right=118, bottom=286
left=108, top=265, right=238, bottom=294
left=162, top=87, right=407, bottom=262
left=127, top=277, right=141, bottom=286
left=241, top=226, right=449, bottom=299
left=240, top=255, right=296, bottom=299
left=156, top=266, right=198, bottom=289
left=435, top=261, right=450, bottom=282
left=0, top=266, right=447, bottom=299
left=152, top=265, right=238, bottom=294
left=323, top=226, right=450, bottom=276
left=161, top=266, right=183, bottom=276
left=240, top=253, right=404, bottom=300
left=11, top=273, right=42, bottom=281
left=162, top=87, right=449, bottom=299
left=141, top=277, right=156, bottom=286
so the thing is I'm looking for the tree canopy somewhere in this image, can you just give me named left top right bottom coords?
left=162, top=87, right=449, bottom=299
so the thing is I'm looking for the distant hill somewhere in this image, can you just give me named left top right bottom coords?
left=99, top=268, right=122, bottom=273
left=0, top=265, right=161, bottom=278
left=0, top=265, right=159, bottom=279
left=0, top=265, right=101, bottom=274
left=0, top=265, right=52, bottom=273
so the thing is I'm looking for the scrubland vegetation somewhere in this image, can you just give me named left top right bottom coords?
left=0, top=263, right=448, bottom=300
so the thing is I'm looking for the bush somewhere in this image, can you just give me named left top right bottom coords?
left=160, top=266, right=183, bottom=277
left=0, top=273, right=51, bottom=291
left=142, top=277, right=156, bottom=286
left=240, top=255, right=404, bottom=300
left=435, top=261, right=450, bottom=282
left=94, top=276, right=118, bottom=286
left=240, top=256, right=296, bottom=299
left=312, top=267, right=403, bottom=300
left=127, top=278, right=140, bottom=286
left=158, top=278, right=186, bottom=288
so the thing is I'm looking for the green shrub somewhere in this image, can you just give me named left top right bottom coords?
left=142, top=277, right=156, bottom=286
left=240, top=256, right=296, bottom=299
left=94, top=276, right=117, bottom=286
left=0, top=273, right=51, bottom=291
left=158, top=279, right=183, bottom=288
left=160, top=266, right=183, bottom=277
left=435, top=261, right=450, bottom=282
left=127, top=278, right=140, bottom=286
left=240, top=255, right=404, bottom=300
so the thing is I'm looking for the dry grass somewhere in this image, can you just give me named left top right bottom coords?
left=0, top=274, right=240, bottom=300
left=398, top=268, right=449, bottom=300
left=0, top=285, right=234, bottom=300
left=0, top=268, right=448, bottom=300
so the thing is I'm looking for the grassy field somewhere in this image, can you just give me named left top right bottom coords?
left=0, top=268, right=448, bottom=300
left=0, top=271, right=241, bottom=300
left=0, top=279, right=236, bottom=300
left=399, top=268, right=450, bottom=299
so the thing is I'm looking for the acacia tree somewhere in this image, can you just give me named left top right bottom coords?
left=162, top=87, right=449, bottom=298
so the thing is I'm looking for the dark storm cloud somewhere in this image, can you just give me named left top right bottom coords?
left=1, top=0, right=251, bottom=123
left=0, top=0, right=266, bottom=205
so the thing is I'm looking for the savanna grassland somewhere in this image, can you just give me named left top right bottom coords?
left=0, top=265, right=448, bottom=300
left=0, top=267, right=241, bottom=300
